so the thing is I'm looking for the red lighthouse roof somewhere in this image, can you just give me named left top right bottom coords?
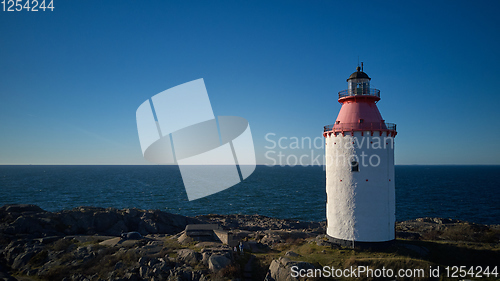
left=324, top=65, right=396, bottom=136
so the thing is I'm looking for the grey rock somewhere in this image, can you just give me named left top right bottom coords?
left=176, top=249, right=200, bottom=265
left=261, top=232, right=283, bottom=245
left=124, top=273, right=140, bottom=281
left=34, top=236, right=60, bottom=244
left=152, top=259, right=170, bottom=273
left=94, top=211, right=121, bottom=233
left=138, top=257, right=150, bottom=265
left=0, top=204, right=203, bottom=238
left=12, top=250, right=36, bottom=270
left=114, top=261, right=124, bottom=270
left=267, top=257, right=315, bottom=281
left=139, top=265, right=149, bottom=278
left=316, top=239, right=330, bottom=247
left=177, top=232, right=193, bottom=245
left=285, top=251, right=299, bottom=257
left=168, top=266, right=195, bottom=281
left=199, top=246, right=232, bottom=266
left=121, top=232, right=142, bottom=240
left=315, top=235, right=338, bottom=248
left=208, top=254, right=231, bottom=272
left=9, top=216, right=45, bottom=234
left=2, top=204, right=45, bottom=214
left=148, top=258, right=160, bottom=267
left=201, top=252, right=211, bottom=265
left=107, top=220, right=128, bottom=236
left=4, top=242, right=24, bottom=264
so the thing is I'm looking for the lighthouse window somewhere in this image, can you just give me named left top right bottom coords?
left=351, top=161, right=359, bottom=172
left=359, top=119, right=364, bottom=123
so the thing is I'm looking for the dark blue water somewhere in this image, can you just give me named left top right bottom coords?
left=0, top=165, right=498, bottom=224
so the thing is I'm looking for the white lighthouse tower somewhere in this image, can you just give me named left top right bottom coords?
left=323, top=64, right=397, bottom=247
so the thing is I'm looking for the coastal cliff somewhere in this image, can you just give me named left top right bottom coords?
left=0, top=205, right=499, bottom=281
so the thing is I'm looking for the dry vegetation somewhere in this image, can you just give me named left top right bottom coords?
left=9, top=220, right=500, bottom=281
left=246, top=223, right=500, bottom=281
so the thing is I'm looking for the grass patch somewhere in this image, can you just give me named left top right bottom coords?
left=12, top=224, right=500, bottom=281
left=86, top=248, right=138, bottom=278
left=249, top=238, right=500, bottom=281
left=48, top=238, right=78, bottom=252
left=418, top=223, right=500, bottom=243
left=211, top=264, right=241, bottom=280
left=28, top=250, right=48, bottom=267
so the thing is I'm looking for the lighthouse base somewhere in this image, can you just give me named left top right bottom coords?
left=327, top=235, right=395, bottom=249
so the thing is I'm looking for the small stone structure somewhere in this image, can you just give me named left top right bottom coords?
left=184, top=224, right=238, bottom=247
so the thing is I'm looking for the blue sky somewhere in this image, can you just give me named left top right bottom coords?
left=1, top=0, right=499, bottom=165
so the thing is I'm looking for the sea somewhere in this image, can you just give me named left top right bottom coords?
left=0, top=165, right=499, bottom=225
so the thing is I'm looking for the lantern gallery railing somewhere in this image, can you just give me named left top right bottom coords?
left=324, top=122, right=396, bottom=132
left=338, top=88, right=380, bottom=99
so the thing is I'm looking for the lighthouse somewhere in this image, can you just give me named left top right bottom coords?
left=323, top=64, right=397, bottom=247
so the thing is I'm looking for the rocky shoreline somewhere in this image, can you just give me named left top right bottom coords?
left=1, top=204, right=499, bottom=281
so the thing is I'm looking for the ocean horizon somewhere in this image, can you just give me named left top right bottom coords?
left=1, top=165, right=499, bottom=225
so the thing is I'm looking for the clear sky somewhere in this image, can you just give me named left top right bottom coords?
left=1, top=0, right=499, bottom=165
